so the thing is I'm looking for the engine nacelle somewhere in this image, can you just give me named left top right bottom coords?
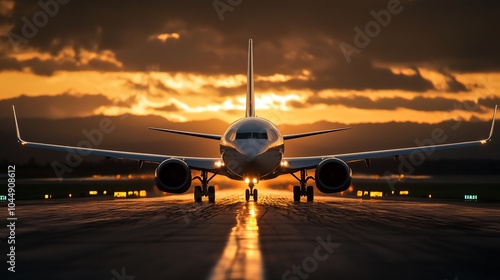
left=315, top=158, right=352, bottom=193
left=155, top=159, right=192, bottom=193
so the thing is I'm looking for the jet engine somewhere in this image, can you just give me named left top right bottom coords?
left=155, top=159, right=192, bottom=193
left=315, top=158, right=352, bottom=193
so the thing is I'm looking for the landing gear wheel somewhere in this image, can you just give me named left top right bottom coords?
left=194, top=186, right=202, bottom=202
left=306, top=185, right=314, bottom=202
left=208, top=186, right=215, bottom=203
left=192, top=171, right=217, bottom=203
left=253, top=189, right=258, bottom=202
left=291, top=170, right=315, bottom=203
left=293, top=186, right=301, bottom=202
left=245, top=189, right=250, bottom=202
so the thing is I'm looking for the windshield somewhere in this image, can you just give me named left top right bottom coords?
left=235, top=132, right=268, bottom=139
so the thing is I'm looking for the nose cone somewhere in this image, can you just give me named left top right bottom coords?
left=235, top=139, right=269, bottom=161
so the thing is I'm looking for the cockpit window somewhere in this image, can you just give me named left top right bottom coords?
left=254, top=132, right=268, bottom=139
left=236, top=132, right=268, bottom=139
left=236, top=132, right=252, bottom=139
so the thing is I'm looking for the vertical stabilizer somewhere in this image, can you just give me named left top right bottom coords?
left=246, top=39, right=255, bottom=117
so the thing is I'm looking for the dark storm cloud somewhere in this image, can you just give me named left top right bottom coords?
left=299, top=95, right=497, bottom=112
left=123, top=77, right=179, bottom=99
left=1, top=0, right=499, bottom=90
left=1, top=93, right=113, bottom=118
left=0, top=54, right=21, bottom=71
left=269, top=60, right=435, bottom=92
left=478, top=96, right=500, bottom=109
left=154, top=103, right=180, bottom=112
left=438, top=69, right=468, bottom=93
left=202, top=84, right=246, bottom=97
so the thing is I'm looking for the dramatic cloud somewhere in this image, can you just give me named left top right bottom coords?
left=2, top=1, right=498, bottom=86
left=1, top=93, right=113, bottom=118
left=0, top=0, right=498, bottom=124
left=299, top=95, right=498, bottom=113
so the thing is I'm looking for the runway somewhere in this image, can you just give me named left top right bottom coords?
left=2, top=189, right=500, bottom=280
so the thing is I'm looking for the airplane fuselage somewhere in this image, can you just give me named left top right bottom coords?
left=220, top=117, right=284, bottom=182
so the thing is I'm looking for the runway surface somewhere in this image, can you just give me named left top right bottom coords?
left=2, top=189, right=500, bottom=280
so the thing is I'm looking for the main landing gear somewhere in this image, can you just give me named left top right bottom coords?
left=245, top=183, right=258, bottom=202
left=193, top=171, right=217, bottom=203
left=291, top=170, right=315, bottom=202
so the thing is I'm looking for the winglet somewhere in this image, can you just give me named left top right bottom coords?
left=12, top=105, right=27, bottom=145
left=486, top=105, right=497, bottom=142
left=246, top=39, right=255, bottom=118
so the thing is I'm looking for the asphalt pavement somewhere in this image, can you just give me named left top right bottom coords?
left=1, top=189, right=500, bottom=280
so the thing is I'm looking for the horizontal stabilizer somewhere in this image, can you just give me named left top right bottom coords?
left=148, top=127, right=221, bottom=140
left=283, top=127, right=351, bottom=140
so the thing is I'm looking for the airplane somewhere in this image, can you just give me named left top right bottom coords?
left=12, top=39, right=497, bottom=203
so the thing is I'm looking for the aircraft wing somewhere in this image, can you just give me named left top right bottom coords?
left=12, top=106, right=220, bottom=172
left=283, top=127, right=351, bottom=140
left=283, top=106, right=496, bottom=171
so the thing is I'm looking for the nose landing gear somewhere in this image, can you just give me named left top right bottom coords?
left=245, top=183, right=258, bottom=202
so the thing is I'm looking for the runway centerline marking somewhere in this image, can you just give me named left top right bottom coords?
left=209, top=202, right=263, bottom=280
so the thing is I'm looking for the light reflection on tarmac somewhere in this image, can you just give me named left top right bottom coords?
left=1, top=189, right=500, bottom=280
left=210, top=202, right=263, bottom=280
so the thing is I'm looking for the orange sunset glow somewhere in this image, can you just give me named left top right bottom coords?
left=1, top=0, right=499, bottom=163
left=0, top=0, right=500, bottom=170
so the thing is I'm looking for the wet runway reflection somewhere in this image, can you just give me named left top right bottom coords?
left=210, top=202, right=263, bottom=280
left=4, top=189, right=500, bottom=280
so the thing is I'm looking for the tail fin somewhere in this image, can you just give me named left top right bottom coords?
left=246, top=39, right=255, bottom=118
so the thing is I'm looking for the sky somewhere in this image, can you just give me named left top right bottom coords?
left=1, top=0, right=500, bottom=126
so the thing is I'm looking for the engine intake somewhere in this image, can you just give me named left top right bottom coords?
left=155, top=159, right=192, bottom=193
left=315, top=158, right=352, bottom=193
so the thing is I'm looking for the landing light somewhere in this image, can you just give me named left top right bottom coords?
left=280, top=160, right=289, bottom=167
left=481, top=140, right=487, bottom=144
left=245, top=178, right=250, bottom=184
left=215, top=161, right=225, bottom=168
left=252, top=178, right=258, bottom=184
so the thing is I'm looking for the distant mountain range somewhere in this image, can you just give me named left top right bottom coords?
left=0, top=112, right=500, bottom=163
left=1, top=113, right=499, bottom=169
